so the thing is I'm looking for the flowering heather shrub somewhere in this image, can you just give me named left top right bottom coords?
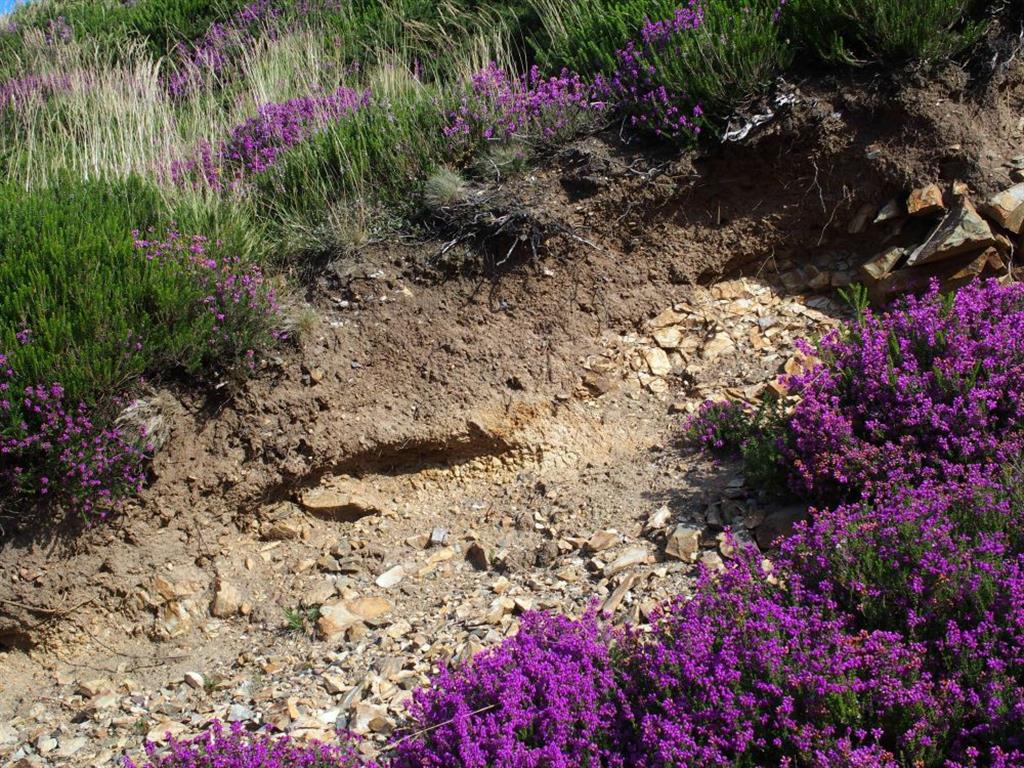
left=683, top=396, right=790, bottom=496
left=165, top=0, right=286, bottom=97
left=688, top=280, right=1024, bottom=503
left=124, top=720, right=374, bottom=768
left=781, top=471, right=1024, bottom=760
left=165, top=0, right=353, bottom=97
left=171, top=86, right=369, bottom=190
left=0, top=354, right=148, bottom=520
left=443, top=63, right=607, bottom=154
left=784, top=279, right=1024, bottom=501
left=0, top=72, right=72, bottom=110
left=624, top=557, right=935, bottom=766
left=602, top=0, right=791, bottom=138
left=394, top=610, right=634, bottom=768
left=44, top=15, right=74, bottom=44
left=131, top=229, right=284, bottom=361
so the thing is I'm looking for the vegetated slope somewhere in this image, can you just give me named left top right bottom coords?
left=0, top=0, right=1013, bottom=523
left=1, top=0, right=1024, bottom=767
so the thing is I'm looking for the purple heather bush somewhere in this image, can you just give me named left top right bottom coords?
left=784, top=279, right=1024, bottom=501
left=595, top=0, right=791, bottom=140
left=602, top=1, right=706, bottom=140
left=781, top=470, right=1024, bottom=761
left=0, top=355, right=148, bottom=520
left=443, top=62, right=608, bottom=154
left=171, top=86, right=369, bottom=189
left=393, top=610, right=633, bottom=768
left=624, top=556, right=935, bottom=767
left=124, top=720, right=374, bottom=768
left=0, top=72, right=73, bottom=110
left=165, top=0, right=344, bottom=98
left=687, top=279, right=1024, bottom=503
left=165, top=0, right=284, bottom=97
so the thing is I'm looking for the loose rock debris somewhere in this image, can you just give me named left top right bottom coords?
left=858, top=181, right=1018, bottom=303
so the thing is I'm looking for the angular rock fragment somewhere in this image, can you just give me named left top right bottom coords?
left=586, top=529, right=620, bottom=553
left=859, top=247, right=907, bottom=282
left=642, top=347, right=672, bottom=376
left=603, top=546, right=651, bottom=577
left=210, top=579, right=242, bottom=618
left=907, top=184, right=944, bottom=217
left=664, top=525, right=701, bottom=562
left=301, top=480, right=388, bottom=521
left=980, top=182, right=1024, bottom=234
left=652, top=326, right=683, bottom=349
left=905, top=197, right=994, bottom=267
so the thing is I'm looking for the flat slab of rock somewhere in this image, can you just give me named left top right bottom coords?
left=905, top=197, right=994, bottom=267
left=907, top=184, right=944, bottom=217
left=301, top=479, right=388, bottom=520
left=317, top=597, right=392, bottom=639
left=586, top=529, right=620, bottom=553
left=603, top=546, right=651, bottom=578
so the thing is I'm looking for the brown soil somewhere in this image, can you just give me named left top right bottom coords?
left=0, top=60, right=1022, bottom=765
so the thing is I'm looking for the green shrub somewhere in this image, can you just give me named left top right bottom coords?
left=527, top=0, right=679, bottom=75
left=3, top=0, right=253, bottom=57
left=684, top=395, right=791, bottom=497
left=0, top=176, right=277, bottom=408
left=783, top=0, right=988, bottom=65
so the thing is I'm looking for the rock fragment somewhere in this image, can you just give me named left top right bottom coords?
left=980, top=182, right=1024, bottom=234
left=907, top=184, right=944, bottom=216
left=905, top=197, right=994, bottom=267
left=375, top=565, right=405, bottom=589
left=664, top=525, right=702, bottom=562
left=301, top=480, right=388, bottom=521
left=603, top=546, right=651, bottom=578
left=211, top=579, right=242, bottom=618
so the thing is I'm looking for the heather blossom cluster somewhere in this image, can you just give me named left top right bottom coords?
left=784, top=280, right=1024, bottom=501
left=0, top=349, right=148, bottom=520
left=165, top=0, right=284, bottom=98
left=170, top=86, right=369, bottom=189
left=0, top=72, right=73, bottom=110
left=443, top=62, right=608, bottom=152
left=124, top=720, right=373, bottom=768
left=131, top=228, right=284, bottom=359
left=602, top=1, right=707, bottom=140
left=393, top=610, right=633, bottom=768
left=165, top=0, right=341, bottom=97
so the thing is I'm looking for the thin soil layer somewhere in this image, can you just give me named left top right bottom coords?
left=1, top=65, right=1023, bottom=765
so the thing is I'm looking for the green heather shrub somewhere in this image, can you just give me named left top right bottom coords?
left=0, top=176, right=278, bottom=407
left=784, top=0, right=988, bottom=65
left=529, top=0, right=790, bottom=122
left=3, top=0, right=253, bottom=57
left=628, top=0, right=792, bottom=120
left=527, top=0, right=680, bottom=74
